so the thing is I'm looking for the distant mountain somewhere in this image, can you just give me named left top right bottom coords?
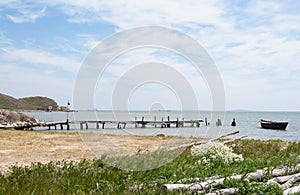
left=0, top=93, right=59, bottom=111
left=228, top=109, right=253, bottom=112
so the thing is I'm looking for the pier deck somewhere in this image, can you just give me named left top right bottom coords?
left=45, top=118, right=204, bottom=130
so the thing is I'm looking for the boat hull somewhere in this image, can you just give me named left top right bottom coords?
left=260, top=120, right=288, bottom=130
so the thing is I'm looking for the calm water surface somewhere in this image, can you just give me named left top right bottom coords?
left=25, top=111, right=300, bottom=142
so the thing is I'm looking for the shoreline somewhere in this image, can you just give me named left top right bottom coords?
left=21, top=109, right=77, bottom=112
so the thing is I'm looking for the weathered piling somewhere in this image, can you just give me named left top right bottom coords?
left=46, top=121, right=70, bottom=130
left=43, top=117, right=204, bottom=131
left=80, top=121, right=88, bottom=130
left=141, top=117, right=145, bottom=128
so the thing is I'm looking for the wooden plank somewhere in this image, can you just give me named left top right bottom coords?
left=42, top=118, right=205, bottom=130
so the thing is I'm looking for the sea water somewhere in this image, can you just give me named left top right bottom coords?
left=25, top=110, right=300, bottom=142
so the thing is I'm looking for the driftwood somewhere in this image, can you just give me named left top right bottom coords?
left=178, top=176, right=220, bottom=184
left=270, top=172, right=300, bottom=184
left=284, top=184, right=300, bottom=195
left=162, top=163, right=300, bottom=192
left=222, top=136, right=248, bottom=144
left=280, top=173, right=300, bottom=190
left=206, top=188, right=239, bottom=195
left=162, top=175, right=242, bottom=192
left=205, top=184, right=300, bottom=195
left=167, top=131, right=240, bottom=151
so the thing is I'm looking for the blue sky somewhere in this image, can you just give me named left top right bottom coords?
left=0, top=0, right=300, bottom=111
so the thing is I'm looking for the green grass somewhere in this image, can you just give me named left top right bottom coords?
left=0, top=139, right=299, bottom=194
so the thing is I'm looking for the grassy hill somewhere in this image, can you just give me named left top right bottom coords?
left=0, top=93, right=58, bottom=110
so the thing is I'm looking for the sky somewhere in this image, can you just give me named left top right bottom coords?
left=0, top=0, right=300, bottom=111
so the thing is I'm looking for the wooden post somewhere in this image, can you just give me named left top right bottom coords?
left=140, top=117, right=145, bottom=128
left=141, top=123, right=146, bottom=128
left=123, top=123, right=126, bottom=129
left=154, top=116, right=157, bottom=128
left=67, top=123, right=70, bottom=130
left=102, top=122, right=105, bottom=129
left=205, top=117, right=208, bottom=126
left=135, top=117, right=137, bottom=128
left=60, top=123, right=63, bottom=130
left=176, top=117, right=179, bottom=127
left=216, top=119, right=222, bottom=126
left=167, top=116, right=170, bottom=128
left=85, top=122, right=88, bottom=130
left=80, top=122, right=83, bottom=130
left=96, top=122, right=99, bottom=129
left=191, top=122, right=194, bottom=127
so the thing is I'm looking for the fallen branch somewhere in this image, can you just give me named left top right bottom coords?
left=269, top=172, right=300, bottom=184
left=162, top=175, right=242, bottom=192
left=284, top=184, right=300, bottom=195
left=280, top=173, right=300, bottom=190
left=269, top=163, right=300, bottom=178
left=167, top=131, right=240, bottom=151
left=222, top=136, right=247, bottom=144
left=206, top=188, right=239, bottom=195
left=178, top=176, right=220, bottom=184
left=162, top=163, right=300, bottom=192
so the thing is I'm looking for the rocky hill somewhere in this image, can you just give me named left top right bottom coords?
left=0, top=93, right=59, bottom=111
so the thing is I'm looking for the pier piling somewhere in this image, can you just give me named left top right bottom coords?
left=43, top=118, right=204, bottom=131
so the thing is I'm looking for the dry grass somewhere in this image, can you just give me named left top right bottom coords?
left=0, top=130, right=94, bottom=172
left=0, top=130, right=197, bottom=173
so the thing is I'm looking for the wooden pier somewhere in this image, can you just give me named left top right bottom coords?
left=45, top=117, right=204, bottom=130
left=46, top=120, right=70, bottom=130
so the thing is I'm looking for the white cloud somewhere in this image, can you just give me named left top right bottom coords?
left=76, top=34, right=101, bottom=52
left=58, top=0, right=299, bottom=110
left=0, top=31, right=12, bottom=46
left=0, top=63, right=74, bottom=105
left=1, top=48, right=81, bottom=73
left=6, top=7, right=46, bottom=23
left=2, top=0, right=300, bottom=110
left=93, top=48, right=212, bottom=110
left=0, top=46, right=80, bottom=105
left=41, top=0, right=230, bottom=29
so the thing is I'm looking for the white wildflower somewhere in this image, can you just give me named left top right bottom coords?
left=191, top=141, right=244, bottom=168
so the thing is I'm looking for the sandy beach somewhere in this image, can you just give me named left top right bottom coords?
left=0, top=130, right=197, bottom=173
